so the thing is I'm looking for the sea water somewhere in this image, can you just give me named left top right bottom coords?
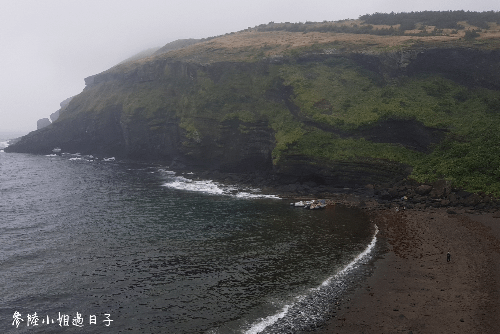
left=0, top=148, right=376, bottom=333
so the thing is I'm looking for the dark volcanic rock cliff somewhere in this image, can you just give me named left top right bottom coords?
left=6, top=44, right=500, bottom=192
left=9, top=60, right=277, bottom=173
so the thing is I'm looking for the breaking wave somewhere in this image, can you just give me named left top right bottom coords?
left=0, top=140, right=10, bottom=151
left=244, top=225, right=379, bottom=334
left=161, top=173, right=280, bottom=199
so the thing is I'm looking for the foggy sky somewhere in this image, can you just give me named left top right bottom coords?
left=1, top=0, right=498, bottom=135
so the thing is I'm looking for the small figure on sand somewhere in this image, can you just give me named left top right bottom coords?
left=447, top=251, right=451, bottom=262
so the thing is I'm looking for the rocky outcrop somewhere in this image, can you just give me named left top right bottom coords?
left=50, top=96, right=74, bottom=122
left=371, top=179, right=499, bottom=211
left=32, top=96, right=77, bottom=130
left=50, top=110, right=60, bottom=122
left=37, top=118, right=51, bottom=130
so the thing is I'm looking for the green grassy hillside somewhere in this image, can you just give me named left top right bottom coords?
left=7, top=12, right=500, bottom=196
left=276, top=60, right=500, bottom=195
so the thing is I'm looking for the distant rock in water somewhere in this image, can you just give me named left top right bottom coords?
left=37, top=118, right=51, bottom=130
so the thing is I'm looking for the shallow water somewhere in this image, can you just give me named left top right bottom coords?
left=0, top=152, right=374, bottom=333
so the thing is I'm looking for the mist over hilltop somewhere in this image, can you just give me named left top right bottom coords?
left=1, top=0, right=498, bottom=132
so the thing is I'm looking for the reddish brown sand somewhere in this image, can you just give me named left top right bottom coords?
left=317, top=205, right=500, bottom=334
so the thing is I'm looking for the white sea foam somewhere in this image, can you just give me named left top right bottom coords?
left=158, top=169, right=175, bottom=175
left=319, top=224, right=378, bottom=287
left=161, top=173, right=280, bottom=199
left=244, top=225, right=379, bottom=334
left=244, top=303, right=294, bottom=334
left=0, top=140, right=10, bottom=151
left=166, top=176, right=225, bottom=195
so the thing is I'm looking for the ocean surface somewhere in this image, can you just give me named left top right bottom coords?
left=0, top=141, right=377, bottom=333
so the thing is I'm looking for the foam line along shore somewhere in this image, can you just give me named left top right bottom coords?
left=244, top=224, right=379, bottom=334
left=316, top=200, right=500, bottom=334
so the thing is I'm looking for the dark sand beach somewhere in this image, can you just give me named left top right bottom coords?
left=315, top=203, right=500, bottom=334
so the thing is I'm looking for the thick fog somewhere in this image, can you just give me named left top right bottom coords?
left=0, top=0, right=497, bottom=134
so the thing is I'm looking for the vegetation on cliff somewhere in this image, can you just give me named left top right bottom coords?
left=250, top=10, right=500, bottom=38
left=7, top=11, right=500, bottom=196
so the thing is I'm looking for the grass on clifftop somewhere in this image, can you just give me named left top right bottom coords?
left=108, top=15, right=500, bottom=67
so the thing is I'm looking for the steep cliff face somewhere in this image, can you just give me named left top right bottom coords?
left=7, top=46, right=500, bottom=192
left=10, top=60, right=277, bottom=172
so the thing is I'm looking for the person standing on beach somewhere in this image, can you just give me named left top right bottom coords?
left=447, top=251, right=451, bottom=262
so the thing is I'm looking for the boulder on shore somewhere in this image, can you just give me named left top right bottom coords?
left=415, top=185, right=433, bottom=195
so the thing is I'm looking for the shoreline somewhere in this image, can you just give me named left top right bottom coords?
left=3, top=155, right=499, bottom=332
left=170, top=168, right=500, bottom=333
left=243, top=207, right=381, bottom=334
left=7, top=156, right=499, bottom=332
left=312, top=201, right=500, bottom=334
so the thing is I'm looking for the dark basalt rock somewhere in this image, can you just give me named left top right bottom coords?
left=359, top=119, right=446, bottom=153
left=415, top=185, right=433, bottom=195
left=6, top=47, right=500, bottom=192
left=406, top=48, right=500, bottom=90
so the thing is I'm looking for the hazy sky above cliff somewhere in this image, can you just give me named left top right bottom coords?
left=0, top=0, right=498, bottom=134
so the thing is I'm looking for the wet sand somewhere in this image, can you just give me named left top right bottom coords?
left=316, top=205, right=500, bottom=334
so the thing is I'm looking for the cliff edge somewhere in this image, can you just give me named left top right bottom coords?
left=6, top=14, right=500, bottom=195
